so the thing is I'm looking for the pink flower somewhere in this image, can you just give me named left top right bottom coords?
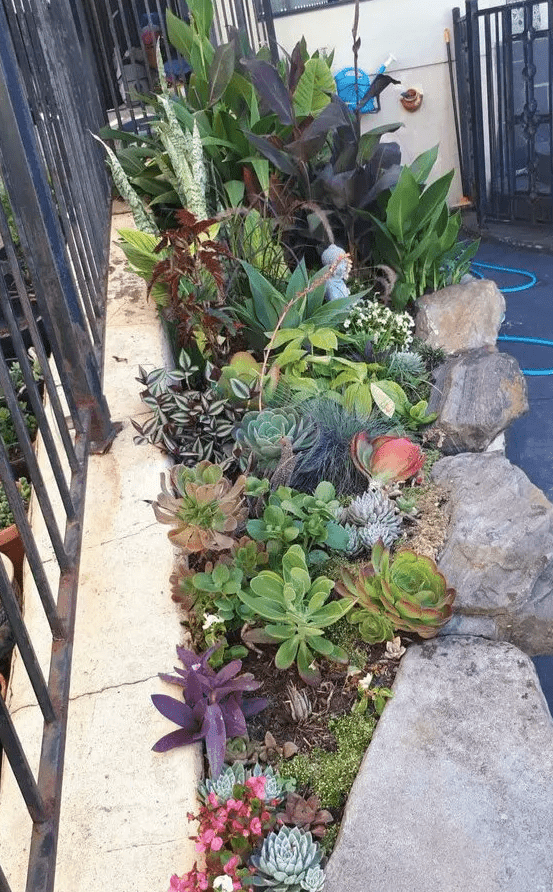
left=207, top=792, right=219, bottom=807
left=211, top=835, right=224, bottom=851
left=245, top=775, right=266, bottom=799
left=249, top=817, right=262, bottom=835
left=224, top=856, right=240, bottom=875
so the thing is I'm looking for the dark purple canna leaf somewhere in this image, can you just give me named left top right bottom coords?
left=202, top=704, right=227, bottom=777
left=241, top=59, right=294, bottom=124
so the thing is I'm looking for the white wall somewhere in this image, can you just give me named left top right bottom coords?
left=273, top=0, right=512, bottom=205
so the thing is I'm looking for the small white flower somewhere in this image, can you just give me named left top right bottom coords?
left=202, top=613, right=223, bottom=630
left=213, top=876, right=234, bottom=892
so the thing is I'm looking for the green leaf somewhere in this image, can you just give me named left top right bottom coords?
left=275, top=636, right=300, bottom=669
left=409, top=145, right=439, bottom=184
left=386, top=167, right=420, bottom=242
left=309, top=328, right=338, bottom=351
left=292, top=57, right=335, bottom=118
left=249, top=157, right=270, bottom=194
left=188, top=0, right=214, bottom=38
left=296, top=641, right=320, bottom=685
left=410, top=170, right=455, bottom=235
left=324, top=522, right=350, bottom=552
left=208, top=42, right=236, bottom=105
left=356, top=122, right=403, bottom=165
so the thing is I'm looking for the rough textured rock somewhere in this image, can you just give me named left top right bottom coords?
left=427, top=347, right=528, bottom=454
left=432, top=451, right=553, bottom=653
left=324, top=637, right=553, bottom=892
left=415, top=279, right=505, bottom=353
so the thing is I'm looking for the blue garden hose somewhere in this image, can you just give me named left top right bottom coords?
left=469, top=260, right=553, bottom=375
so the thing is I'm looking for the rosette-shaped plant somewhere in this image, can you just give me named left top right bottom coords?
left=239, top=544, right=352, bottom=685
left=351, top=432, right=425, bottom=485
left=335, top=540, right=455, bottom=640
left=199, top=763, right=294, bottom=805
left=233, top=408, right=317, bottom=472
left=152, top=461, right=248, bottom=553
left=250, top=826, right=325, bottom=892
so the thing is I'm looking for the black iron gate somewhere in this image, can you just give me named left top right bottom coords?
left=454, top=0, right=553, bottom=224
left=0, top=0, right=117, bottom=890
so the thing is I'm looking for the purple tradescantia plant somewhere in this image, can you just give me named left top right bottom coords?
left=151, top=642, right=268, bottom=777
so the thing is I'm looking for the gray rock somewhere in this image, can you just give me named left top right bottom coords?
left=324, top=637, right=553, bottom=892
left=427, top=348, right=528, bottom=454
left=431, top=452, right=553, bottom=653
left=415, top=279, right=505, bottom=353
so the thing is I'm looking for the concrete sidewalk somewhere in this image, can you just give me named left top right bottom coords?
left=0, top=211, right=200, bottom=891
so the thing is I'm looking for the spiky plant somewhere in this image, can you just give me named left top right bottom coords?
left=152, top=461, right=248, bottom=553
left=132, top=349, right=243, bottom=469
left=289, top=398, right=396, bottom=495
left=338, top=487, right=403, bottom=553
left=233, top=408, right=317, bottom=472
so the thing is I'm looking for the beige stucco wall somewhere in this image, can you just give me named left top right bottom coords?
left=272, top=0, right=523, bottom=205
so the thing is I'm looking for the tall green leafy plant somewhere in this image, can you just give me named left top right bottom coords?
left=370, top=147, right=479, bottom=308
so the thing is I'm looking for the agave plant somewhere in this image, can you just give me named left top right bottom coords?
left=132, top=349, right=243, bottom=468
left=233, top=408, right=317, bottom=473
left=335, top=540, right=456, bottom=640
left=152, top=461, right=248, bottom=553
left=250, top=825, right=325, bottom=892
left=151, top=642, right=267, bottom=776
left=238, top=544, right=352, bottom=685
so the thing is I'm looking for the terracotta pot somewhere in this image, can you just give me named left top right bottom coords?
left=0, top=523, right=24, bottom=590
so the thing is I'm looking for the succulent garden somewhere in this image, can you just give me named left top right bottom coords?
left=100, top=1, right=480, bottom=888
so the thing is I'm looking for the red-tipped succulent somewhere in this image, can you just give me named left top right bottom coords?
left=351, top=432, right=425, bottom=485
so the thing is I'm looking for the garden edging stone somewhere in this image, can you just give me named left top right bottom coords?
left=324, top=637, right=553, bottom=892
left=325, top=275, right=553, bottom=890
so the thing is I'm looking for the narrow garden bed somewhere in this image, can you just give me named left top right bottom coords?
left=98, top=2, right=498, bottom=888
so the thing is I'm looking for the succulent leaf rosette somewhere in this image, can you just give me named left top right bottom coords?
left=152, top=461, right=248, bottom=553
left=335, top=540, right=455, bottom=640
left=233, top=408, right=317, bottom=472
left=250, top=826, right=325, bottom=892
left=351, top=432, right=425, bottom=485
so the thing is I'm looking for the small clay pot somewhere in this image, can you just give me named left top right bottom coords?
left=400, top=89, right=423, bottom=112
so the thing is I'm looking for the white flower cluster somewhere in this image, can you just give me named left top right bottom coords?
left=343, top=299, right=414, bottom=351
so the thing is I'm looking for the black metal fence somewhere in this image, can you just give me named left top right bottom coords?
left=84, top=0, right=278, bottom=135
left=455, top=0, right=553, bottom=224
left=0, top=0, right=117, bottom=890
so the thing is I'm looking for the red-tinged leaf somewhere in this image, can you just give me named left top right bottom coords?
left=151, top=694, right=197, bottom=729
left=152, top=727, right=203, bottom=752
left=202, top=704, right=226, bottom=777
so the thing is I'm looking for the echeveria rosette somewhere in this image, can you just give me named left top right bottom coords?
left=151, top=642, right=267, bottom=776
left=335, top=540, right=455, bottom=640
left=233, top=408, right=317, bottom=473
left=351, top=432, right=425, bottom=485
left=238, top=544, right=352, bottom=686
left=250, top=826, right=325, bottom=892
left=152, top=461, right=248, bottom=553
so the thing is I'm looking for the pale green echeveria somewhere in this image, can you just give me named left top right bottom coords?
left=233, top=408, right=317, bottom=472
left=250, top=826, right=324, bottom=891
left=198, top=762, right=295, bottom=804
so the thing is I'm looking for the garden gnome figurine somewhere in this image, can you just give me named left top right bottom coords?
left=322, top=244, right=352, bottom=301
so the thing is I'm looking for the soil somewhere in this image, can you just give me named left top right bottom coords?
left=241, top=641, right=404, bottom=756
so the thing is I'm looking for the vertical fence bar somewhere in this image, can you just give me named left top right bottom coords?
left=466, top=0, right=488, bottom=224
left=0, top=1, right=116, bottom=452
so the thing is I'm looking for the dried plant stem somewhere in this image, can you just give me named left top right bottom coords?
left=257, top=255, right=348, bottom=411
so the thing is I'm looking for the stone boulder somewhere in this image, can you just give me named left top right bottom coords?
left=427, top=347, right=528, bottom=454
left=415, top=279, right=505, bottom=353
left=324, top=637, right=553, bottom=892
left=431, top=451, right=553, bottom=653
